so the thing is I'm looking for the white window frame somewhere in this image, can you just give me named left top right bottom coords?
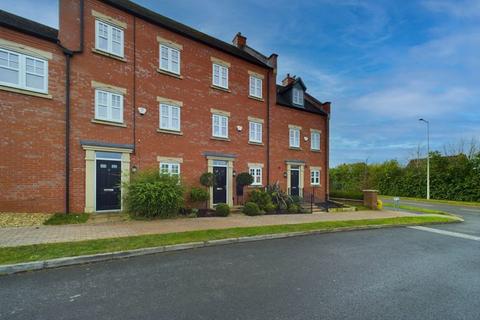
left=212, top=63, right=229, bottom=89
left=159, top=103, right=181, bottom=131
left=212, top=114, right=229, bottom=138
left=159, top=44, right=180, bottom=75
left=311, top=131, right=321, bottom=151
left=0, top=48, right=48, bottom=94
left=94, top=89, right=124, bottom=123
left=249, top=75, right=262, bottom=98
left=311, top=169, right=320, bottom=186
left=249, top=166, right=263, bottom=186
left=289, top=128, right=300, bottom=148
left=159, top=162, right=180, bottom=177
left=249, top=121, right=263, bottom=143
left=95, top=20, right=124, bottom=58
left=293, top=88, right=304, bottom=106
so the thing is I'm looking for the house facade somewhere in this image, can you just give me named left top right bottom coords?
left=0, top=0, right=331, bottom=214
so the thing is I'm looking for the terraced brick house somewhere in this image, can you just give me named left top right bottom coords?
left=0, top=0, right=331, bottom=214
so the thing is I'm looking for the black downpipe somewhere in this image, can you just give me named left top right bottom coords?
left=132, top=16, right=136, bottom=154
left=62, top=0, right=84, bottom=213
left=266, top=70, right=271, bottom=185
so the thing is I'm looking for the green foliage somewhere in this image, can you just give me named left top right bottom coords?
left=266, top=182, right=294, bottom=210
left=190, top=187, right=209, bottom=203
left=249, top=189, right=273, bottom=211
left=330, top=152, right=480, bottom=202
left=330, top=190, right=364, bottom=200
left=200, top=172, right=215, bottom=187
left=214, top=203, right=230, bottom=217
left=124, top=169, right=185, bottom=219
left=236, top=172, right=254, bottom=187
left=44, top=213, right=89, bottom=225
left=287, top=204, right=301, bottom=214
left=264, top=203, right=276, bottom=214
left=243, top=202, right=262, bottom=216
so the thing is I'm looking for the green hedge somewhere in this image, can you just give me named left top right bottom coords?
left=330, top=190, right=364, bottom=200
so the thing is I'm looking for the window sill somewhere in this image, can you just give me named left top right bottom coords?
left=310, top=184, right=321, bottom=187
left=157, top=68, right=183, bottom=79
left=0, top=85, right=52, bottom=99
left=211, top=136, right=230, bottom=142
left=157, top=128, right=183, bottom=135
left=248, top=141, right=264, bottom=146
left=92, top=48, right=127, bottom=62
left=311, top=149, right=321, bottom=153
left=248, top=95, right=264, bottom=102
left=91, top=119, right=127, bottom=127
left=247, top=184, right=264, bottom=188
left=210, top=85, right=231, bottom=93
left=289, top=147, right=302, bottom=151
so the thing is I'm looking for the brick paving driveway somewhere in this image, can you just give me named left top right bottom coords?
left=0, top=211, right=415, bottom=247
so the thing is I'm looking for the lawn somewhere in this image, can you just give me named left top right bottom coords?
left=383, top=203, right=452, bottom=216
left=43, top=213, right=90, bottom=225
left=0, top=215, right=456, bottom=266
left=380, top=195, right=480, bottom=208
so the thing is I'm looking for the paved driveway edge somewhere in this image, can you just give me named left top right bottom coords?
left=0, top=219, right=461, bottom=275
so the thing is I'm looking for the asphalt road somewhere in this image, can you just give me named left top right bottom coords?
left=381, top=197, right=480, bottom=236
left=1, top=224, right=480, bottom=320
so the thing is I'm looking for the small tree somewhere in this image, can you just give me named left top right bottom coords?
left=190, top=187, right=209, bottom=208
left=199, top=172, right=215, bottom=208
left=236, top=172, right=254, bottom=204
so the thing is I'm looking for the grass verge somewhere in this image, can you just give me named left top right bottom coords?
left=383, top=203, right=452, bottom=216
left=43, top=213, right=90, bottom=226
left=0, top=216, right=456, bottom=265
left=380, top=195, right=480, bottom=208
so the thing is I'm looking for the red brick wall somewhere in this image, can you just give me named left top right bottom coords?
left=269, top=103, right=328, bottom=202
left=0, top=0, right=329, bottom=213
left=0, top=29, right=66, bottom=213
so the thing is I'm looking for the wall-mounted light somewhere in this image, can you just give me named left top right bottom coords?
left=236, top=125, right=243, bottom=132
left=283, top=171, right=287, bottom=178
left=131, top=165, right=138, bottom=173
left=304, top=136, right=309, bottom=141
left=138, top=107, right=147, bottom=115
left=233, top=170, right=237, bottom=177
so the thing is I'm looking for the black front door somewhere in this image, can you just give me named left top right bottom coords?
left=213, top=166, right=227, bottom=204
left=290, top=169, right=300, bottom=196
left=96, top=160, right=121, bottom=211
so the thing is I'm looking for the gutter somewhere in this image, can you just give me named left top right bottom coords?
left=266, top=69, right=271, bottom=185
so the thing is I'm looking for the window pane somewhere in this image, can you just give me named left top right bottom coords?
left=97, top=105, right=108, bottom=118
left=0, top=51, right=8, bottom=66
left=111, top=107, right=121, bottom=121
left=26, top=74, right=44, bottom=89
left=0, top=67, right=19, bottom=84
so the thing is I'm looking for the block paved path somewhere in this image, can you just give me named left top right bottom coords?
left=0, top=211, right=415, bottom=247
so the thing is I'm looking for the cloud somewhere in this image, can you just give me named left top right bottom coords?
left=422, top=0, right=480, bottom=18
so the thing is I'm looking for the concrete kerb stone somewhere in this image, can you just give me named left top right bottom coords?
left=0, top=218, right=462, bottom=275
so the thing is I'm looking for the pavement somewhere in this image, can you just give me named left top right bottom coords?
left=381, top=197, right=480, bottom=236
left=1, top=224, right=480, bottom=320
left=0, top=210, right=415, bottom=247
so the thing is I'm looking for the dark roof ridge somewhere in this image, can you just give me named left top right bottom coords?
left=102, top=0, right=272, bottom=69
left=0, top=9, right=58, bottom=43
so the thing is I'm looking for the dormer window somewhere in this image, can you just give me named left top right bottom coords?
left=293, top=88, right=304, bottom=106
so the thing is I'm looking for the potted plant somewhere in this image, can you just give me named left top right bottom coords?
left=236, top=172, right=254, bottom=204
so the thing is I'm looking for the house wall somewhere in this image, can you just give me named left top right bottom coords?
left=0, top=0, right=330, bottom=213
left=0, top=29, right=66, bottom=213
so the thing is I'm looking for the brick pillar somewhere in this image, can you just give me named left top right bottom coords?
left=363, top=190, right=379, bottom=209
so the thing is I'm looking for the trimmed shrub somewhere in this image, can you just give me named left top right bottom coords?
left=249, top=189, right=273, bottom=211
left=287, top=204, right=301, bottom=214
left=190, top=187, right=209, bottom=203
left=243, top=202, right=262, bottom=216
left=214, top=203, right=230, bottom=217
left=264, top=203, right=276, bottom=214
left=124, top=169, right=184, bottom=219
left=200, top=172, right=215, bottom=187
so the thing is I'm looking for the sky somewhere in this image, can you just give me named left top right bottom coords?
left=2, top=0, right=479, bottom=167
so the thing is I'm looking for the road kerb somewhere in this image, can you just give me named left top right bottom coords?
left=0, top=218, right=462, bottom=275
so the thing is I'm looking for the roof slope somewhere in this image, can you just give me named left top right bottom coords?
left=276, top=85, right=328, bottom=116
left=0, top=10, right=58, bottom=43
left=102, top=0, right=272, bottom=69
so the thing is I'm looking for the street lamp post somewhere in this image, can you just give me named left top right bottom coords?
left=419, top=118, right=430, bottom=199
